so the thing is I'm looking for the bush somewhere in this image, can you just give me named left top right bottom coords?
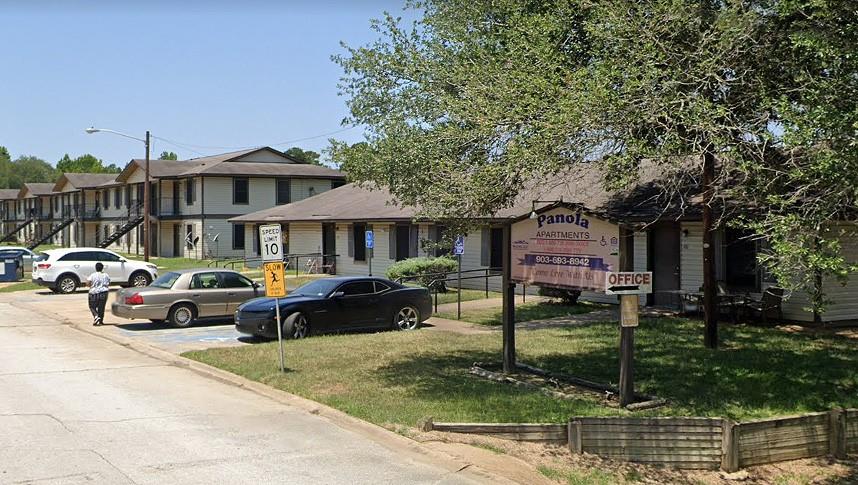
left=386, top=257, right=458, bottom=291
left=538, top=286, right=582, bottom=305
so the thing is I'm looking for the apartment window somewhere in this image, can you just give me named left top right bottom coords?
left=102, top=190, right=108, bottom=208
left=332, top=180, right=346, bottom=189
left=276, top=179, right=291, bottom=205
left=352, top=223, right=366, bottom=262
left=125, top=186, right=131, bottom=207
left=233, top=178, right=249, bottom=205
left=186, top=224, right=195, bottom=249
left=233, top=223, right=245, bottom=250
left=185, top=178, right=195, bottom=205
left=724, top=229, right=760, bottom=292
left=114, top=187, right=120, bottom=209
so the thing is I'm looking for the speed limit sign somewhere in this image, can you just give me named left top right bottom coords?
left=259, top=224, right=282, bottom=262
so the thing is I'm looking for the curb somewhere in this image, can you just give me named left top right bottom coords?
left=28, top=302, right=532, bottom=485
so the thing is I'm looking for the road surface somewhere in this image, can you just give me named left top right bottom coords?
left=0, top=296, right=484, bottom=484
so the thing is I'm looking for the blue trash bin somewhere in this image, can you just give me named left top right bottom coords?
left=0, top=258, right=21, bottom=282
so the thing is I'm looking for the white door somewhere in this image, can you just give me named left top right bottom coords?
left=97, top=251, right=127, bottom=283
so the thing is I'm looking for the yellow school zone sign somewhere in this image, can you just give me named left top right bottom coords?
left=263, top=261, right=286, bottom=298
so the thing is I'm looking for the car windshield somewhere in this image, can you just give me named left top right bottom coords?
left=291, top=279, right=341, bottom=297
left=151, top=272, right=181, bottom=289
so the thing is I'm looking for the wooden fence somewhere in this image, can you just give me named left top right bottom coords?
left=426, top=408, right=858, bottom=471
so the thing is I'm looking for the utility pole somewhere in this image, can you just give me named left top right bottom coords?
left=144, top=130, right=150, bottom=261
left=702, top=149, right=717, bottom=348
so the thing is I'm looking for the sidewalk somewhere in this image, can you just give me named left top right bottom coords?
left=434, top=294, right=548, bottom=314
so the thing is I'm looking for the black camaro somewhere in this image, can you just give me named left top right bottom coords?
left=234, top=276, right=432, bottom=339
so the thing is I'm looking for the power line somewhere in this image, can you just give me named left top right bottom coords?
left=151, top=125, right=359, bottom=153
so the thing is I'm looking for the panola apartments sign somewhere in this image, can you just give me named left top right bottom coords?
left=511, top=207, right=619, bottom=291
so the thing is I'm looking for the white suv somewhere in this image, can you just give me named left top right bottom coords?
left=32, top=248, right=158, bottom=294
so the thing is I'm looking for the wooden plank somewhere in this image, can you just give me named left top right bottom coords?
left=830, top=409, right=847, bottom=459
left=581, top=431, right=720, bottom=442
left=738, top=414, right=827, bottom=431
left=846, top=421, right=858, bottom=437
left=432, top=423, right=565, bottom=433
left=739, top=439, right=829, bottom=457
left=740, top=435, right=832, bottom=450
left=593, top=446, right=721, bottom=456
left=739, top=443, right=829, bottom=466
left=584, top=424, right=722, bottom=434
left=576, top=417, right=722, bottom=426
left=722, top=419, right=739, bottom=473
left=568, top=420, right=582, bottom=454
left=739, top=425, right=829, bottom=445
left=482, top=431, right=568, bottom=441
left=597, top=451, right=721, bottom=461
left=584, top=439, right=719, bottom=449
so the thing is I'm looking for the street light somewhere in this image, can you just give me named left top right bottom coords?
left=85, top=127, right=151, bottom=261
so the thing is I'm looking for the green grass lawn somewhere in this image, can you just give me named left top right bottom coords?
left=417, top=287, right=502, bottom=305
left=0, top=281, right=41, bottom=293
left=185, top=318, right=858, bottom=425
left=437, top=300, right=600, bottom=325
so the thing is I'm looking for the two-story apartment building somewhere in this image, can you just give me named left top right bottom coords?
left=0, top=189, right=20, bottom=240
left=51, top=173, right=125, bottom=248
left=16, top=183, right=57, bottom=246
left=110, top=147, right=346, bottom=259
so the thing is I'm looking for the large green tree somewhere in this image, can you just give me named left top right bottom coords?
left=331, top=0, right=858, bottom=322
left=7, top=156, right=56, bottom=189
left=158, top=151, right=178, bottom=160
left=56, top=153, right=121, bottom=174
left=284, top=146, right=322, bottom=165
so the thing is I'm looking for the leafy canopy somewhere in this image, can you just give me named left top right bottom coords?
left=331, top=0, right=858, bottom=311
left=56, top=153, right=121, bottom=174
left=284, top=146, right=322, bottom=165
left=158, top=151, right=179, bottom=160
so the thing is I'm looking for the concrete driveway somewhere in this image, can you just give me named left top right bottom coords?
left=0, top=290, right=508, bottom=484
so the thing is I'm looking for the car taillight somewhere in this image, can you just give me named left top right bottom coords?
left=125, top=293, right=144, bottom=305
left=37, top=263, right=51, bottom=270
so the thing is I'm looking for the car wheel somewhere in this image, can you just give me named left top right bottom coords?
left=56, top=274, right=78, bottom=294
left=168, top=303, right=196, bottom=328
left=282, top=312, right=310, bottom=339
left=130, top=271, right=151, bottom=288
left=393, top=306, right=420, bottom=331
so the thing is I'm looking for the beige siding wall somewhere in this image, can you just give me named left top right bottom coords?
left=633, top=231, right=648, bottom=306
left=290, top=179, right=333, bottom=202
left=202, top=177, right=275, bottom=215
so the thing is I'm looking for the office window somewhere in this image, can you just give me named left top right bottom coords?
left=233, top=223, right=245, bottom=250
left=352, top=223, right=366, bottom=261
left=114, top=187, right=120, bottom=208
left=276, top=179, right=290, bottom=205
left=233, top=178, right=249, bottom=205
left=185, top=178, right=195, bottom=205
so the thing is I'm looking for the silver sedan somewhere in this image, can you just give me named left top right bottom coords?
left=111, top=269, right=264, bottom=327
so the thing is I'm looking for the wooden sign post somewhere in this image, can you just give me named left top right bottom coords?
left=606, top=271, right=652, bottom=407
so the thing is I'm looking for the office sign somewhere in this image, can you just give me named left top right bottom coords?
left=605, top=272, right=653, bottom=295
left=453, top=235, right=465, bottom=256
left=259, top=224, right=282, bottom=262
left=263, top=261, right=286, bottom=298
left=365, top=230, right=374, bottom=249
left=511, top=207, right=619, bottom=291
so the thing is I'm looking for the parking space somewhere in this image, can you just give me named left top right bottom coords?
left=1, top=288, right=255, bottom=354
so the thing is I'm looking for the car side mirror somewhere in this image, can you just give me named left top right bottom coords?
left=252, top=282, right=260, bottom=289
left=330, top=291, right=344, bottom=298
left=119, top=258, right=127, bottom=263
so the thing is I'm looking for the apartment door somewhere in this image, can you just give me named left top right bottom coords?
left=172, top=182, right=180, bottom=215
left=650, top=223, right=681, bottom=306
left=395, top=224, right=411, bottom=261
left=173, top=225, right=181, bottom=257
left=322, top=223, right=336, bottom=273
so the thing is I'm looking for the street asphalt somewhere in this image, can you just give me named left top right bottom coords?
left=0, top=290, right=491, bottom=484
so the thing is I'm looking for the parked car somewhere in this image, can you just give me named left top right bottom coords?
left=32, top=248, right=158, bottom=294
left=234, top=276, right=432, bottom=339
left=112, top=269, right=264, bottom=327
left=0, top=247, right=37, bottom=273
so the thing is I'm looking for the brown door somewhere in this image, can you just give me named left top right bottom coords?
left=650, top=223, right=681, bottom=306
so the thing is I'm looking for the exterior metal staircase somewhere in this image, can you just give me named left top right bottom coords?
left=0, top=218, right=34, bottom=243
left=26, top=217, right=74, bottom=250
left=97, top=202, right=144, bottom=248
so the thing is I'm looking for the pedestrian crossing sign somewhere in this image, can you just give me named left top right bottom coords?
left=263, top=261, right=286, bottom=298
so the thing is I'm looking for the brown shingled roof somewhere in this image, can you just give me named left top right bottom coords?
left=19, top=183, right=56, bottom=198
left=53, top=173, right=120, bottom=191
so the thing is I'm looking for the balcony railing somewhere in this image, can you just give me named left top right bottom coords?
left=157, top=197, right=182, bottom=217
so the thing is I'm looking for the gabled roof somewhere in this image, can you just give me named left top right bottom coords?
left=230, top=183, right=417, bottom=223
left=0, top=189, right=19, bottom=200
left=230, top=160, right=702, bottom=225
left=18, top=183, right=56, bottom=199
left=53, top=173, right=120, bottom=192
left=116, top=146, right=344, bottom=182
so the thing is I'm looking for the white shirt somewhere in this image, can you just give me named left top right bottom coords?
left=88, top=271, right=111, bottom=294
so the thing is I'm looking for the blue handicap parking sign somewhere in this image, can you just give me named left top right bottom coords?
left=453, top=235, right=465, bottom=255
left=365, top=230, right=374, bottom=249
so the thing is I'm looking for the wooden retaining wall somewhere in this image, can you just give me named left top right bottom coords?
left=847, top=409, right=858, bottom=454
left=427, top=408, right=858, bottom=471
left=569, top=417, right=724, bottom=470
left=427, top=422, right=568, bottom=444
left=732, top=412, right=830, bottom=468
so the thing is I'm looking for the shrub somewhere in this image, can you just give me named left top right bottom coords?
left=537, top=286, right=582, bottom=305
left=386, top=256, right=458, bottom=291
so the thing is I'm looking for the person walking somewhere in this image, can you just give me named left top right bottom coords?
left=87, top=262, right=111, bottom=326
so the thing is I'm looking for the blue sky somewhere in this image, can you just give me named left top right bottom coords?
left=1, top=1, right=406, bottom=166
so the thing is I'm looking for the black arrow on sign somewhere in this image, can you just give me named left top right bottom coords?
left=608, top=285, right=640, bottom=292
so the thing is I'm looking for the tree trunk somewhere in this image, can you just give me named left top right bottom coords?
left=702, top=149, right=718, bottom=349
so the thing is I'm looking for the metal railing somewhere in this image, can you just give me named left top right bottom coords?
left=396, top=267, right=502, bottom=314
left=208, top=252, right=340, bottom=276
